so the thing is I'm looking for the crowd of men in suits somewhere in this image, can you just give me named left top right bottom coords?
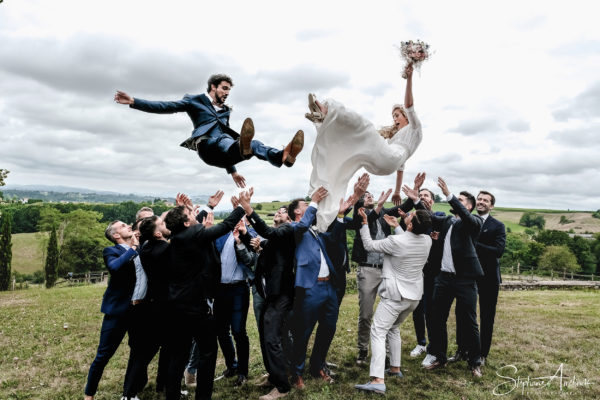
left=83, top=172, right=506, bottom=400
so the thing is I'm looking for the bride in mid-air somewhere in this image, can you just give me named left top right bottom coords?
left=306, top=63, right=423, bottom=232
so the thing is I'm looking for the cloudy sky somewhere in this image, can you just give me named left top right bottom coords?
left=1, top=0, right=599, bottom=210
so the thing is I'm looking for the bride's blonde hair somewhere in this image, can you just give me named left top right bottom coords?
left=378, top=104, right=407, bottom=139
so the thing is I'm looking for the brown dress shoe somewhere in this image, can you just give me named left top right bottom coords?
left=291, top=375, right=305, bottom=390
left=239, top=117, right=254, bottom=157
left=282, top=130, right=304, bottom=167
left=316, top=369, right=335, bottom=384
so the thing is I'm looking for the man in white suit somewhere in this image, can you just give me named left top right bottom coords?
left=354, top=208, right=432, bottom=395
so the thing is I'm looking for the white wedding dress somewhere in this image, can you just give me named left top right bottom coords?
left=309, top=99, right=422, bottom=232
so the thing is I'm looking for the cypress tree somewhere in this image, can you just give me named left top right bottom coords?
left=45, top=225, right=59, bottom=288
left=0, top=212, right=13, bottom=291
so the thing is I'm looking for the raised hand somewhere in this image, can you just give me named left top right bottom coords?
left=437, top=177, right=450, bottom=197
left=357, top=207, right=368, bottom=224
left=231, top=172, right=246, bottom=188
left=311, top=186, right=329, bottom=204
left=413, top=172, right=426, bottom=191
left=232, top=226, right=241, bottom=244
left=250, top=237, right=262, bottom=252
left=339, top=194, right=358, bottom=215
left=353, top=173, right=370, bottom=198
left=231, top=195, right=240, bottom=209
left=208, top=190, right=224, bottom=208
left=236, top=218, right=247, bottom=235
left=383, top=214, right=399, bottom=228
left=402, top=184, right=418, bottom=201
left=391, top=192, right=402, bottom=206
left=202, top=212, right=214, bottom=228
left=377, top=189, right=393, bottom=208
left=114, top=90, right=134, bottom=105
left=421, top=197, right=433, bottom=211
left=176, top=192, right=193, bottom=210
left=238, top=189, right=254, bottom=215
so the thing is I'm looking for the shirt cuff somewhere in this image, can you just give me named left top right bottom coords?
left=446, top=193, right=454, bottom=202
left=200, top=205, right=212, bottom=214
left=336, top=217, right=344, bottom=223
left=414, top=199, right=421, bottom=205
left=236, top=243, right=246, bottom=250
left=309, top=201, right=318, bottom=209
left=394, top=226, right=403, bottom=235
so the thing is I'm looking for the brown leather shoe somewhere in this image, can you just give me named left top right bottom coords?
left=424, top=359, right=447, bottom=370
left=239, top=117, right=254, bottom=157
left=316, top=369, right=335, bottom=384
left=282, top=130, right=304, bottom=167
left=291, top=375, right=305, bottom=390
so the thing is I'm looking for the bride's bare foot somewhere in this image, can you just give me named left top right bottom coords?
left=315, top=99, right=328, bottom=116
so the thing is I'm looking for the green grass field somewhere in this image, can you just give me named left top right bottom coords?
left=1, top=286, right=598, bottom=400
left=10, top=232, right=46, bottom=275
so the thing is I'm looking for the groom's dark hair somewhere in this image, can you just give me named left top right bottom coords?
left=164, top=206, right=189, bottom=235
left=411, top=209, right=432, bottom=235
left=207, top=74, right=234, bottom=91
left=287, top=198, right=304, bottom=220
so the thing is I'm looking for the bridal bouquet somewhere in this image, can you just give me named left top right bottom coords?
left=398, top=40, right=431, bottom=78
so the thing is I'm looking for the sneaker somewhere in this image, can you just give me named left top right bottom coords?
left=259, top=387, right=289, bottom=400
left=410, top=344, right=427, bottom=358
left=356, top=350, right=368, bottom=366
left=421, top=353, right=437, bottom=368
left=471, top=365, right=483, bottom=378
left=184, top=369, right=196, bottom=387
left=355, top=381, right=386, bottom=395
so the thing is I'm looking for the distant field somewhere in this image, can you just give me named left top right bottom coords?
left=11, top=232, right=46, bottom=275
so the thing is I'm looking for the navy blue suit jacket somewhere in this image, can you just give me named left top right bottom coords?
left=293, top=206, right=339, bottom=289
left=100, top=244, right=138, bottom=316
left=130, top=93, right=238, bottom=150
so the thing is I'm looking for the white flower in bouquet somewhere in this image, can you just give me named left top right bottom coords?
left=398, top=40, right=431, bottom=78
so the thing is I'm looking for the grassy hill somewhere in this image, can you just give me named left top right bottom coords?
left=9, top=201, right=600, bottom=275
left=0, top=286, right=599, bottom=399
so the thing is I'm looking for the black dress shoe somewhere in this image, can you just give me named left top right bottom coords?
left=448, top=350, right=468, bottom=363
left=234, top=374, right=247, bottom=387
left=222, top=367, right=238, bottom=378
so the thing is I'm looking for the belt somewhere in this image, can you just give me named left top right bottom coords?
left=317, top=276, right=330, bottom=282
left=439, top=271, right=456, bottom=277
left=131, top=299, right=144, bottom=306
left=220, top=280, right=248, bottom=287
left=360, top=263, right=383, bottom=269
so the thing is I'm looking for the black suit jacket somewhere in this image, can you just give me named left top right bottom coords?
left=168, top=206, right=245, bottom=315
left=430, top=195, right=484, bottom=278
left=350, top=198, right=414, bottom=263
left=475, top=215, right=506, bottom=284
left=139, top=239, right=170, bottom=303
left=246, top=211, right=296, bottom=298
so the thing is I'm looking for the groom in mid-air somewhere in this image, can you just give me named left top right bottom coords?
left=115, top=74, right=304, bottom=188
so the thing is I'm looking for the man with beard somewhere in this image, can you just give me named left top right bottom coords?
left=417, top=178, right=484, bottom=378
left=352, top=173, right=424, bottom=365
left=115, top=74, right=304, bottom=188
left=163, top=197, right=245, bottom=400
left=119, top=215, right=171, bottom=396
left=448, top=191, right=506, bottom=366
left=84, top=221, right=143, bottom=400
left=236, top=192, right=296, bottom=400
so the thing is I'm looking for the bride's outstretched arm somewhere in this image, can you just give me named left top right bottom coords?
left=404, top=64, right=414, bottom=108
left=392, top=170, right=404, bottom=206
